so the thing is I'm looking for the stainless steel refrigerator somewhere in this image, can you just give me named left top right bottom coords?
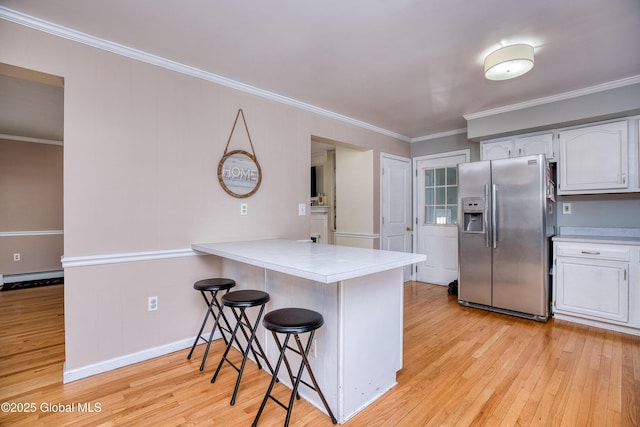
left=457, top=154, right=554, bottom=321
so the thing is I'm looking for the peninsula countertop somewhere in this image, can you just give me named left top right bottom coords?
left=192, top=239, right=426, bottom=283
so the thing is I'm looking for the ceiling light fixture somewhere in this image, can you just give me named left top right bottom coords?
left=484, top=44, right=534, bottom=81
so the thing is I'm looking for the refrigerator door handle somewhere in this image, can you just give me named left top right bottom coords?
left=484, top=184, right=490, bottom=248
left=492, top=184, right=498, bottom=249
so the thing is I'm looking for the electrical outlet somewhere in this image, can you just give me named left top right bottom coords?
left=148, top=296, right=158, bottom=311
left=240, top=203, right=248, bottom=216
left=562, top=203, right=572, bottom=215
left=13, top=253, right=21, bottom=261
left=298, top=203, right=306, bottom=216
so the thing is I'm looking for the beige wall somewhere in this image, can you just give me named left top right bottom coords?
left=0, top=21, right=410, bottom=374
left=0, top=139, right=63, bottom=275
left=334, top=147, right=375, bottom=248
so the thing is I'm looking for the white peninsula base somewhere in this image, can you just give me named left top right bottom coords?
left=192, top=239, right=425, bottom=423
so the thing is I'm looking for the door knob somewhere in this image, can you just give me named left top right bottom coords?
left=406, top=227, right=412, bottom=231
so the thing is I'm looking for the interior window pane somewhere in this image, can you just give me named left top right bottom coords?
left=435, top=206, right=447, bottom=224
left=447, top=187, right=457, bottom=204
left=447, top=167, right=457, bottom=185
left=425, top=206, right=434, bottom=224
left=436, top=168, right=445, bottom=186
left=449, top=207, right=458, bottom=225
left=422, top=166, right=460, bottom=227
left=426, top=188, right=434, bottom=204
left=425, top=169, right=434, bottom=186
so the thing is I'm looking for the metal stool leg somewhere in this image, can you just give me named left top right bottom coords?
left=187, top=289, right=233, bottom=371
left=291, top=332, right=337, bottom=425
left=212, top=303, right=274, bottom=405
left=253, top=329, right=337, bottom=426
left=187, top=291, right=214, bottom=361
left=211, top=308, right=245, bottom=384
left=233, top=307, right=265, bottom=371
left=252, top=332, right=292, bottom=427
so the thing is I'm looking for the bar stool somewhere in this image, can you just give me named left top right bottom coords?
left=187, top=278, right=236, bottom=371
left=252, top=308, right=337, bottom=427
left=211, top=289, right=274, bottom=405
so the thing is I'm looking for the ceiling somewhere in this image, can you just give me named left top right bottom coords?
left=1, top=0, right=639, bottom=143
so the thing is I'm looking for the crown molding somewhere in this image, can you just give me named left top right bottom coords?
left=463, top=75, right=640, bottom=121
left=0, top=7, right=410, bottom=143
left=410, top=128, right=467, bottom=143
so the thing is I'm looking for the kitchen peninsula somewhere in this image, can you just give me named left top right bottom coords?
left=192, top=239, right=425, bottom=423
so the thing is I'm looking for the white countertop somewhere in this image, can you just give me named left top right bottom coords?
left=192, top=239, right=426, bottom=283
left=553, top=227, right=640, bottom=245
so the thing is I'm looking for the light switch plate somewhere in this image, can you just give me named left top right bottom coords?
left=298, top=203, right=306, bottom=216
left=562, top=203, right=572, bottom=214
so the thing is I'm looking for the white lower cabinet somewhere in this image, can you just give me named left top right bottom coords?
left=555, top=256, right=628, bottom=323
left=553, top=240, right=639, bottom=335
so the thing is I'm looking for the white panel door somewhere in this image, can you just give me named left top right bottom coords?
left=381, top=154, right=412, bottom=279
left=414, top=150, right=470, bottom=285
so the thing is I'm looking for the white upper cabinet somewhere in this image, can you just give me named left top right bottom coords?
left=515, top=133, right=555, bottom=160
left=558, top=120, right=628, bottom=194
left=481, top=132, right=555, bottom=161
left=481, top=138, right=513, bottom=160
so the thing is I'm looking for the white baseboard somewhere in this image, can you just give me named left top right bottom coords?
left=553, top=313, right=640, bottom=337
left=62, top=331, right=222, bottom=383
left=2, top=270, right=64, bottom=284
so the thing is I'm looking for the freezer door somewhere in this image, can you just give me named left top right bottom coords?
left=457, top=161, right=492, bottom=306
left=491, top=155, right=548, bottom=317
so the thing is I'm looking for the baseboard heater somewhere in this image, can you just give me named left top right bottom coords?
left=1, top=270, right=64, bottom=285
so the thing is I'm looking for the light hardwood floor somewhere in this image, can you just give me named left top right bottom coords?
left=1, top=282, right=639, bottom=426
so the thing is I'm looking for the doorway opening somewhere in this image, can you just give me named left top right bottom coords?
left=0, top=63, right=64, bottom=342
left=310, top=136, right=375, bottom=248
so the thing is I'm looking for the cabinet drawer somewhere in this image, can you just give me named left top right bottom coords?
left=555, top=243, right=630, bottom=261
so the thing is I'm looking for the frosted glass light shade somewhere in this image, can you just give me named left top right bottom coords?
left=484, top=44, right=534, bottom=81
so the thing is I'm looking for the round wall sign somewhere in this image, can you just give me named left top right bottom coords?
left=217, top=149, right=262, bottom=198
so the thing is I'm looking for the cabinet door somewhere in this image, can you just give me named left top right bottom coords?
left=481, top=139, right=514, bottom=160
left=555, top=257, right=629, bottom=323
left=515, top=133, right=554, bottom=161
left=558, top=121, right=628, bottom=193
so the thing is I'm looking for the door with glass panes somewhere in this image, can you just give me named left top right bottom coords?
left=414, top=151, right=469, bottom=285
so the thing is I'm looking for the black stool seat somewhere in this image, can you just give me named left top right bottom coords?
left=222, top=289, right=270, bottom=307
left=187, top=278, right=236, bottom=371
left=212, top=289, right=274, bottom=406
left=253, top=308, right=336, bottom=427
left=194, top=278, right=235, bottom=292
left=263, top=308, right=324, bottom=334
